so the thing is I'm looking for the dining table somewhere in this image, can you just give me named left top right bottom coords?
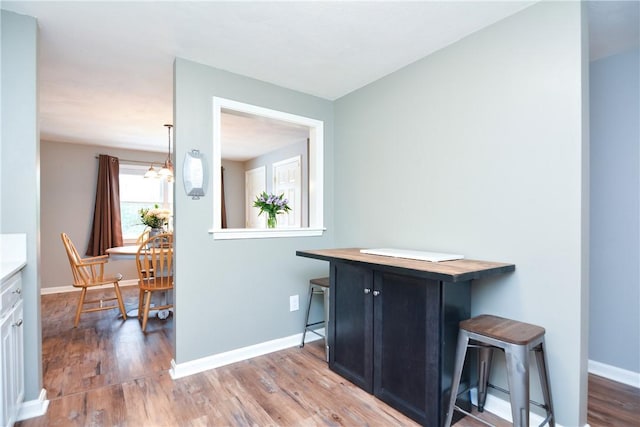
left=105, top=245, right=140, bottom=260
left=106, top=244, right=173, bottom=320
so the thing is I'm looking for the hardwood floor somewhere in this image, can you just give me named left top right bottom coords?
left=17, top=287, right=639, bottom=426
left=588, top=374, right=640, bottom=427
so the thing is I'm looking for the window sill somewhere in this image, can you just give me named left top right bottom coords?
left=209, top=227, right=325, bottom=240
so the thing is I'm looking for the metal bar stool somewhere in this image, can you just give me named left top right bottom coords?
left=300, top=277, right=330, bottom=361
left=445, top=314, right=555, bottom=427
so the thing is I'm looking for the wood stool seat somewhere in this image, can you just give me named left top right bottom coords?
left=300, top=277, right=330, bottom=362
left=460, top=314, right=546, bottom=345
left=310, top=277, right=330, bottom=288
left=445, top=315, right=555, bottom=427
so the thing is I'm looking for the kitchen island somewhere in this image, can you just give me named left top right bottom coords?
left=296, top=248, right=515, bottom=426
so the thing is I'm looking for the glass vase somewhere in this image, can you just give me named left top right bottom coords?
left=267, top=215, right=277, bottom=229
left=148, top=227, right=164, bottom=248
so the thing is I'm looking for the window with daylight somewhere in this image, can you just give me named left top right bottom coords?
left=119, top=164, right=173, bottom=241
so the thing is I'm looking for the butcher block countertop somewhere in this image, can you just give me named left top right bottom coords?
left=296, top=248, right=515, bottom=283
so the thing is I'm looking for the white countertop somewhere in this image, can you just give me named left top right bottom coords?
left=1, top=233, right=27, bottom=281
left=1, top=261, right=26, bottom=282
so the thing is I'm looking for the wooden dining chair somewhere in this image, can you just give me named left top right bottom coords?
left=136, top=227, right=151, bottom=246
left=136, top=227, right=153, bottom=277
left=60, top=232, right=127, bottom=327
left=136, top=232, right=174, bottom=332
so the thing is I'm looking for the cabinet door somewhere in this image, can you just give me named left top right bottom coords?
left=1, top=310, right=12, bottom=427
left=330, top=262, right=373, bottom=392
left=373, top=272, right=440, bottom=426
left=12, top=300, right=24, bottom=415
left=1, top=299, right=24, bottom=427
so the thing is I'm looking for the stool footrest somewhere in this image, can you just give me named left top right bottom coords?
left=304, top=327, right=325, bottom=338
left=487, top=383, right=551, bottom=412
left=538, top=413, right=553, bottom=427
left=450, top=405, right=496, bottom=427
left=305, top=320, right=325, bottom=328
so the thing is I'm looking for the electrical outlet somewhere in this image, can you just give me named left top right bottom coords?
left=289, top=295, right=299, bottom=312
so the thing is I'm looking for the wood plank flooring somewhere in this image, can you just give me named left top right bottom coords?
left=17, top=287, right=639, bottom=426
left=588, top=373, right=640, bottom=427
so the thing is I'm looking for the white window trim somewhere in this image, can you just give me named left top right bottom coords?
left=209, top=227, right=325, bottom=240
left=211, top=97, right=324, bottom=240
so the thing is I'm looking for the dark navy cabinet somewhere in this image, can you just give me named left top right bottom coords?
left=297, top=248, right=515, bottom=426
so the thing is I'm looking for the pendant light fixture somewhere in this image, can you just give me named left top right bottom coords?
left=144, top=163, right=158, bottom=179
left=145, top=124, right=174, bottom=181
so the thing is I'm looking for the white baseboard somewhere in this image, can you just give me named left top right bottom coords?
left=170, top=328, right=324, bottom=380
left=40, top=279, right=137, bottom=295
left=588, top=359, right=640, bottom=388
left=17, top=388, right=49, bottom=421
left=469, top=388, right=579, bottom=427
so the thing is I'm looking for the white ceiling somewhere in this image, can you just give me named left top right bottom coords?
left=221, top=110, right=310, bottom=161
left=2, top=1, right=638, bottom=154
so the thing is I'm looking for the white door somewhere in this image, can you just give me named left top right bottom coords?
left=245, top=166, right=266, bottom=228
left=273, top=156, right=301, bottom=227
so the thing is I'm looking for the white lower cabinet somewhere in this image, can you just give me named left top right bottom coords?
left=1, top=272, right=24, bottom=427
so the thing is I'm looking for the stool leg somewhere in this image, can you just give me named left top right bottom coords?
left=323, top=287, right=330, bottom=362
left=477, top=344, right=494, bottom=412
left=504, top=344, right=530, bottom=427
left=534, top=340, right=555, bottom=427
left=300, top=285, right=314, bottom=348
left=445, top=330, right=470, bottom=427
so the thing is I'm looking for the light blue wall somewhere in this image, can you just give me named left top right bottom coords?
left=173, top=59, right=334, bottom=363
left=333, top=3, right=587, bottom=425
left=1, top=10, right=42, bottom=400
left=589, top=48, right=640, bottom=374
